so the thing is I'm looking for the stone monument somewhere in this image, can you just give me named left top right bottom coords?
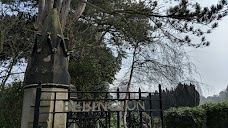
left=21, top=8, right=70, bottom=128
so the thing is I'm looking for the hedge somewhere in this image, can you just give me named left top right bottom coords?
left=201, top=102, right=228, bottom=128
left=164, top=107, right=206, bottom=128
left=0, top=82, right=23, bottom=128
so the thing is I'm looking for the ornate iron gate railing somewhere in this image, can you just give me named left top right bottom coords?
left=33, top=84, right=164, bottom=128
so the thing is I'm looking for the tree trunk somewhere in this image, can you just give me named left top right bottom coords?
left=37, top=0, right=87, bottom=32
left=123, top=43, right=138, bottom=128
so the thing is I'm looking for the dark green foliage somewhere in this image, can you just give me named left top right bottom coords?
left=164, top=107, right=206, bottom=128
left=164, top=102, right=228, bottom=128
left=69, top=46, right=120, bottom=96
left=219, top=86, right=228, bottom=101
left=0, top=13, right=34, bottom=61
left=128, top=112, right=152, bottom=128
left=144, top=83, right=200, bottom=117
left=162, top=83, right=200, bottom=110
left=67, top=19, right=121, bottom=94
left=172, top=83, right=200, bottom=107
left=201, top=102, right=228, bottom=128
left=0, top=82, right=24, bottom=128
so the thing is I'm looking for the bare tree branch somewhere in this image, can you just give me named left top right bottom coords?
left=1, top=58, right=16, bottom=90
left=0, top=72, right=25, bottom=79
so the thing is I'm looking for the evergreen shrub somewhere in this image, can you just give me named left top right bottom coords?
left=201, top=102, right=228, bottom=128
left=0, top=82, right=24, bottom=128
left=164, top=107, right=206, bottom=128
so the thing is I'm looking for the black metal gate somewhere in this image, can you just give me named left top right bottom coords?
left=33, top=85, right=164, bottom=128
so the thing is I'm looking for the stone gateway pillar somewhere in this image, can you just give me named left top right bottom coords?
left=21, top=9, right=70, bottom=128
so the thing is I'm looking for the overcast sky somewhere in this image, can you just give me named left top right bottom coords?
left=186, top=0, right=228, bottom=97
left=188, top=16, right=228, bottom=97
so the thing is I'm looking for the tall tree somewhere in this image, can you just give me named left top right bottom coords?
left=1, top=0, right=227, bottom=85
left=144, top=83, right=200, bottom=117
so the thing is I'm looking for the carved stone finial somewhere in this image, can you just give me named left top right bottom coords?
left=24, top=9, right=70, bottom=85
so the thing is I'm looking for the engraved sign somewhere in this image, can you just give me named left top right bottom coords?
left=63, top=100, right=145, bottom=112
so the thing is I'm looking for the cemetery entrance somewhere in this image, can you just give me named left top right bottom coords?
left=33, top=85, right=164, bottom=128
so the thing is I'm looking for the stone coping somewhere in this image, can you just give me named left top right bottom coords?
left=24, top=83, right=70, bottom=89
